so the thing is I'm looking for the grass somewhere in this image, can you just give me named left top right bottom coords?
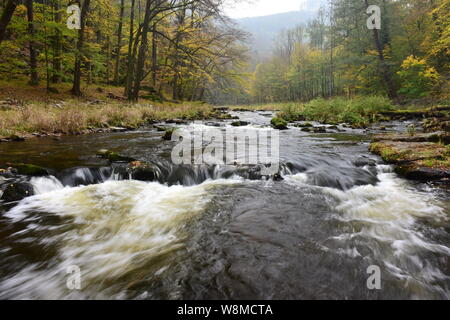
left=0, top=100, right=215, bottom=139
left=228, top=103, right=293, bottom=111
left=369, top=141, right=450, bottom=166
left=276, top=96, right=395, bottom=127
left=0, top=80, right=218, bottom=139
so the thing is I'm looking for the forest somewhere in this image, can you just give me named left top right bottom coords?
left=0, top=0, right=449, bottom=301
left=249, top=0, right=449, bottom=104
left=0, top=0, right=247, bottom=102
left=0, top=1, right=448, bottom=105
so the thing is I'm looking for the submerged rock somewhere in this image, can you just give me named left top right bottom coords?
left=6, top=163, right=48, bottom=176
left=231, top=121, right=250, bottom=127
left=96, top=149, right=136, bottom=162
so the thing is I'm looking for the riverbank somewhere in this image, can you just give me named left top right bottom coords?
left=0, top=100, right=219, bottom=142
left=0, top=81, right=232, bottom=142
left=369, top=132, right=449, bottom=184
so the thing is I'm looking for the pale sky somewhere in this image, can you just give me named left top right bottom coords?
left=224, top=0, right=314, bottom=19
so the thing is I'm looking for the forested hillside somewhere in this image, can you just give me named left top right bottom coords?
left=249, top=0, right=449, bottom=104
left=0, top=0, right=248, bottom=102
left=236, top=10, right=316, bottom=58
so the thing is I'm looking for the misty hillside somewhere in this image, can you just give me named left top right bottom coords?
left=236, top=6, right=326, bottom=57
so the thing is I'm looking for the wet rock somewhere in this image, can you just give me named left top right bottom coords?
left=205, top=122, right=222, bottom=127
left=216, top=113, right=239, bottom=120
left=232, top=108, right=252, bottom=112
left=96, top=149, right=136, bottom=162
left=373, top=131, right=450, bottom=145
left=370, top=139, right=449, bottom=183
left=270, top=118, right=288, bottom=130
left=301, top=127, right=312, bottom=132
left=7, top=163, right=48, bottom=176
left=353, top=156, right=377, bottom=167
left=109, top=126, right=128, bottom=132
left=395, top=166, right=449, bottom=182
left=295, top=122, right=313, bottom=128
left=312, top=127, right=327, bottom=133
left=306, top=167, right=379, bottom=190
left=127, top=161, right=158, bottom=181
left=8, top=134, right=25, bottom=142
left=162, top=128, right=176, bottom=140
left=0, top=179, right=34, bottom=203
left=231, top=121, right=250, bottom=127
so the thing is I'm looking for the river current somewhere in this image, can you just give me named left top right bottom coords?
left=0, top=111, right=448, bottom=299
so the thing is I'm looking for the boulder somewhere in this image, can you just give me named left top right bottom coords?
left=127, top=161, right=158, bottom=181
left=7, top=163, right=48, bottom=176
left=162, top=128, right=176, bottom=140
left=96, top=149, right=136, bottom=162
left=231, top=121, right=250, bottom=127
left=0, top=179, right=34, bottom=203
left=270, top=118, right=288, bottom=130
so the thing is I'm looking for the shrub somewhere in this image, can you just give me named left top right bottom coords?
left=397, top=56, right=440, bottom=98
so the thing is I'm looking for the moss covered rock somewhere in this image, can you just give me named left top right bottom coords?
left=369, top=139, right=449, bottom=182
left=270, top=117, right=288, bottom=130
left=96, top=149, right=136, bottom=162
left=7, top=163, right=48, bottom=176
left=231, top=121, right=250, bottom=127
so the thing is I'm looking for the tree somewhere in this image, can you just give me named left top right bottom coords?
left=0, top=0, right=19, bottom=45
left=72, top=0, right=91, bottom=96
left=25, top=0, right=39, bottom=85
left=113, top=0, right=125, bottom=85
left=364, top=0, right=397, bottom=99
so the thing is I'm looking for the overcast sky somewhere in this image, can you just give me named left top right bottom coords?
left=224, top=0, right=313, bottom=19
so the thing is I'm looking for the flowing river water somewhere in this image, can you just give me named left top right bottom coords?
left=0, top=111, right=448, bottom=299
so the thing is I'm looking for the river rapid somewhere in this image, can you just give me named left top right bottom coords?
left=0, top=111, right=448, bottom=299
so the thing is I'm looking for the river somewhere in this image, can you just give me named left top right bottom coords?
left=0, top=111, right=448, bottom=299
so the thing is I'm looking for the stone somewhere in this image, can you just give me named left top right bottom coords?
left=7, top=163, right=48, bottom=176
left=231, top=121, right=250, bottom=127
left=0, top=180, right=34, bottom=203
left=127, top=161, right=158, bottom=181
left=270, top=118, right=288, bottom=130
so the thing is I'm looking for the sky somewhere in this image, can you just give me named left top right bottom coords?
left=224, top=0, right=315, bottom=19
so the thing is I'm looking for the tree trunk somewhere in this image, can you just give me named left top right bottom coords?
left=25, top=0, right=39, bottom=85
left=124, top=0, right=136, bottom=97
left=151, top=22, right=157, bottom=87
left=0, top=0, right=19, bottom=45
left=72, top=0, right=91, bottom=96
left=113, top=0, right=125, bottom=85
left=364, top=0, right=397, bottom=99
left=172, top=8, right=186, bottom=100
left=130, top=0, right=153, bottom=102
left=52, top=0, right=62, bottom=83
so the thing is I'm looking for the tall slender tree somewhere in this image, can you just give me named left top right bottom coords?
left=72, top=0, right=91, bottom=96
